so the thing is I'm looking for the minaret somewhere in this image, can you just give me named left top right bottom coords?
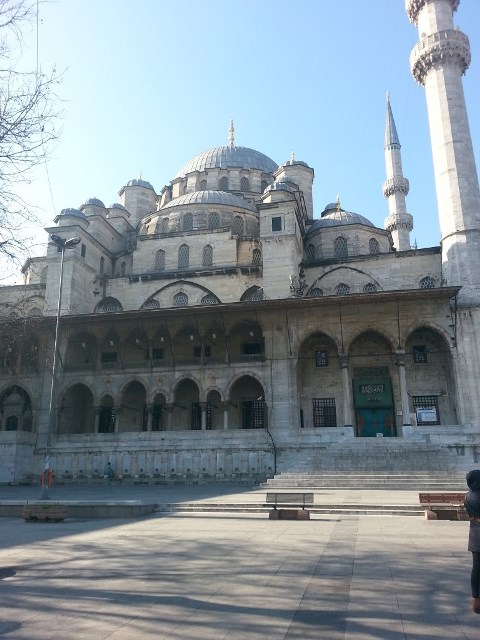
left=383, top=94, right=413, bottom=251
left=406, top=0, right=480, bottom=303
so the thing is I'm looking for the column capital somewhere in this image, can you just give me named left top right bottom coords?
left=395, top=349, right=406, bottom=367
left=339, top=353, right=349, bottom=368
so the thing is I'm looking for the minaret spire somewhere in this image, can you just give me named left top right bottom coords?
left=229, top=118, right=235, bottom=147
left=407, top=0, right=480, bottom=304
left=383, top=94, right=413, bottom=251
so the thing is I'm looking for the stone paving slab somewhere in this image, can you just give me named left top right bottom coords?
left=0, top=502, right=478, bottom=639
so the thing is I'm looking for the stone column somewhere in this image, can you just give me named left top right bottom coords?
left=395, top=350, right=411, bottom=428
left=222, top=402, right=230, bottom=430
left=94, top=408, right=100, bottom=433
left=113, top=407, right=120, bottom=433
left=165, top=403, right=174, bottom=431
left=200, top=403, right=207, bottom=431
left=145, top=404, right=153, bottom=431
left=339, top=354, right=353, bottom=427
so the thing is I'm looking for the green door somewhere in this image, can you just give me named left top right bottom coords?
left=356, top=408, right=394, bottom=437
left=352, top=377, right=396, bottom=437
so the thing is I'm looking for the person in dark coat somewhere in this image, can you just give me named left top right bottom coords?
left=464, top=470, right=480, bottom=613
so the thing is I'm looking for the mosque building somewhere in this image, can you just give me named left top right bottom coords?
left=0, top=0, right=479, bottom=482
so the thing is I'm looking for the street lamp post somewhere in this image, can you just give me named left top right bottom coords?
left=40, top=234, right=81, bottom=499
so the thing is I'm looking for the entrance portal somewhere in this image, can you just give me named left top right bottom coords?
left=353, top=376, right=396, bottom=437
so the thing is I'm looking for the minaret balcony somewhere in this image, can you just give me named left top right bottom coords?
left=384, top=213, right=413, bottom=233
left=383, top=177, right=409, bottom=198
left=406, top=0, right=460, bottom=25
left=410, top=29, right=470, bottom=85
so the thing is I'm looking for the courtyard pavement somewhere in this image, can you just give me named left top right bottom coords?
left=0, top=483, right=477, bottom=639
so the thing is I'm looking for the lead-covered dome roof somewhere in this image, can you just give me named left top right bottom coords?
left=175, top=146, right=278, bottom=178
left=161, top=190, right=257, bottom=212
left=307, top=203, right=375, bottom=234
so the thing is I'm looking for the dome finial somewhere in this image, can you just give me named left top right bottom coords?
left=336, top=194, right=341, bottom=211
left=290, top=149, right=295, bottom=163
left=229, top=118, right=235, bottom=147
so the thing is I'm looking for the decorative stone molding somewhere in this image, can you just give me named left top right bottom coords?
left=383, top=177, right=410, bottom=198
left=384, top=213, right=414, bottom=233
left=405, top=0, right=460, bottom=25
left=410, top=29, right=471, bottom=85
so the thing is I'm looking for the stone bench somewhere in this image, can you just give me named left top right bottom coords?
left=418, top=492, right=468, bottom=520
left=265, top=492, right=314, bottom=520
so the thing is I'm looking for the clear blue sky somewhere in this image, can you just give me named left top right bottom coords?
left=14, top=0, right=480, bottom=277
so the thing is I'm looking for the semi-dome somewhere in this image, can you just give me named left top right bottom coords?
left=81, top=197, right=105, bottom=208
left=175, top=146, right=278, bottom=178
left=109, top=202, right=127, bottom=210
left=160, top=190, right=257, bottom=213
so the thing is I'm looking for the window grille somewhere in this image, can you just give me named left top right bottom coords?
left=98, top=406, right=116, bottom=433
left=144, top=299, right=160, bottom=309
left=183, top=212, right=193, bottom=231
left=242, top=399, right=264, bottom=429
left=243, top=287, right=263, bottom=301
left=152, top=404, right=164, bottom=431
left=201, top=294, right=218, bottom=305
left=252, top=248, right=262, bottom=265
left=191, top=403, right=202, bottom=430
left=233, top=216, right=243, bottom=235
left=203, top=245, right=213, bottom=266
left=152, top=347, right=163, bottom=360
left=309, top=288, right=323, bottom=297
left=199, top=179, right=207, bottom=190
left=313, top=398, right=337, bottom=427
left=97, top=298, right=122, bottom=313
left=306, top=244, right=315, bottom=261
left=413, top=345, right=427, bottom=363
left=271, top=216, right=282, bottom=232
left=155, top=250, right=165, bottom=271
left=369, top=238, right=380, bottom=255
left=240, top=177, right=250, bottom=191
left=334, top=236, right=348, bottom=258
left=420, top=276, right=435, bottom=289
left=178, top=244, right=189, bottom=268
left=208, top=212, right=220, bottom=229
left=413, top=395, right=440, bottom=425
left=206, top=401, right=214, bottom=430
left=335, top=283, right=350, bottom=295
left=219, top=176, right=228, bottom=191
left=174, top=292, right=188, bottom=307
left=243, top=342, right=262, bottom=355
left=363, top=283, right=377, bottom=292
left=315, top=350, right=328, bottom=367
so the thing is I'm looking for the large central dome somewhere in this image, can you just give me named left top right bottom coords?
left=175, top=145, right=278, bottom=178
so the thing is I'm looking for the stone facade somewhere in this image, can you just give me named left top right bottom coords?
left=0, top=0, right=478, bottom=483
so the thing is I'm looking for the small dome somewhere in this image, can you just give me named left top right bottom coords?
left=175, top=146, right=278, bottom=178
left=280, top=159, right=310, bottom=169
left=59, top=207, right=86, bottom=219
left=160, top=190, right=257, bottom=213
left=81, top=197, right=105, bottom=208
left=109, top=203, right=127, bottom=210
left=307, top=203, right=375, bottom=234
left=126, top=178, right=154, bottom=190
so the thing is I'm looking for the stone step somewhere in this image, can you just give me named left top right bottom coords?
left=156, top=503, right=425, bottom=517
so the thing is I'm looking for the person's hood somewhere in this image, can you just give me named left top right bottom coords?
left=466, top=470, right=480, bottom=491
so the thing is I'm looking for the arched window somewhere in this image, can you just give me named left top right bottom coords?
left=252, top=248, right=262, bottom=265
left=143, top=299, right=160, bottom=309
left=219, top=176, right=228, bottom=191
left=233, top=216, right=243, bottom=235
left=203, top=245, right=213, bottom=266
left=242, top=287, right=264, bottom=301
left=369, top=238, right=380, bottom=255
left=201, top=294, right=218, bottom=305
left=334, top=236, right=348, bottom=259
left=96, top=297, right=123, bottom=313
left=363, top=283, right=377, bottom=293
left=306, top=244, right=315, bottom=261
left=261, top=180, right=268, bottom=192
left=199, top=179, right=207, bottom=190
left=208, top=212, right=220, bottom=229
left=174, top=292, right=188, bottom=307
left=178, top=244, right=189, bottom=268
left=28, top=307, right=42, bottom=316
left=162, top=218, right=169, bottom=234
left=120, top=262, right=126, bottom=277
left=240, top=177, right=250, bottom=191
left=183, top=212, right=193, bottom=231
left=420, top=276, right=435, bottom=289
left=155, top=250, right=165, bottom=271
left=309, top=288, right=323, bottom=297
left=100, top=257, right=105, bottom=275
left=335, top=283, right=350, bottom=295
